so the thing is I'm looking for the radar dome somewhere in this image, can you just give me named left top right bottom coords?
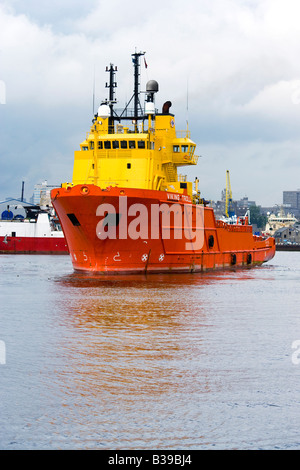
left=97, top=104, right=110, bottom=119
left=146, top=80, right=159, bottom=93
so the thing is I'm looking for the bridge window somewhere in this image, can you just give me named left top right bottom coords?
left=82, top=146, right=88, bottom=151
left=181, top=145, right=188, bottom=153
left=98, top=140, right=149, bottom=150
left=173, top=145, right=180, bottom=153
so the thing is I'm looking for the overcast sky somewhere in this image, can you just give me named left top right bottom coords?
left=1, top=0, right=300, bottom=206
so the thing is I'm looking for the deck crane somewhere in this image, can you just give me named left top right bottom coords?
left=225, top=170, right=235, bottom=218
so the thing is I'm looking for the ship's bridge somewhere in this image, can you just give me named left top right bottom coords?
left=71, top=112, right=199, bottom=199
left=80, top=134, right=154, bottom=152
left=69, top=53, right=200, bottom=200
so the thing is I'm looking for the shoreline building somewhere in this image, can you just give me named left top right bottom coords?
left=30, top=181, right=59, bottom=206
left=283, top=190, right=300, bottom=217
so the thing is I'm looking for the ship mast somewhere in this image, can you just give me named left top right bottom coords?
left=105, top=63, right=117, bottom=133
left=132, top=51, right=145, bottom=132
left=119, top=51, right=146, bottom=131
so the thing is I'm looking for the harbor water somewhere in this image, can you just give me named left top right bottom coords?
left=0, top=250, right=300, bottom=450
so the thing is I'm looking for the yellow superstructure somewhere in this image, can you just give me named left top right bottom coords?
left=72, top=113, right=198, bottom=197
left=65, top=52, right=200, bottom=200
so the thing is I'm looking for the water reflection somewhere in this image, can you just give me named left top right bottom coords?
left=51, top=272, right=219, bottom=402
left=50, top=264, right=277, bottom=405
left=4, top=254, right=299, bottom=449
left=56, top=264, right=273, bottom=289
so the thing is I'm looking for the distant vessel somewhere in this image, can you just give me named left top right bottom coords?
left=264, top=208, right=298, bottom=236
left=51, top=51, right=275, bottom=274
left=0, top=205, right=68, bottom=254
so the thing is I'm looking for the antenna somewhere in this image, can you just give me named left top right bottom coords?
left=92, top=65, right=95, bottom=116
left=186, top=76, right=189, bottom=134
left=187, top=77, right=189, bottom=114
left=21, top=181, right=24, bottom=202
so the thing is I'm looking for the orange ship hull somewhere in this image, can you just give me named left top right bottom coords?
left=51, top=184, right=276, bottom=274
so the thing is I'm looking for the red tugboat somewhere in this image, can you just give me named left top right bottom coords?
left=51, top=52, right=275, bottom=274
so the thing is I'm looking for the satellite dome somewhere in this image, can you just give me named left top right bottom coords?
left=146, top=80, right=159, bottom=93
left=97, top=104, right=110, bottom=119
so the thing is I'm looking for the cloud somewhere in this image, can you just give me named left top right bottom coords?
left=1, top=0, right=300, bottom=206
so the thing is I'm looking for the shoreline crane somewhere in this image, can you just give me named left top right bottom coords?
left=225, top=170, right=235, bottom=218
